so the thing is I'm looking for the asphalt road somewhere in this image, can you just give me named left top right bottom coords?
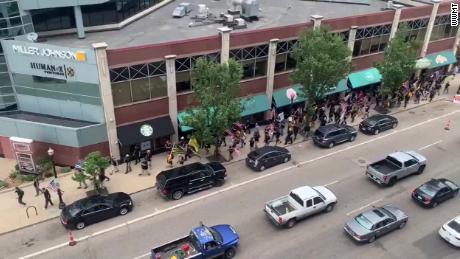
left=2, top=100, right=460, bottom=259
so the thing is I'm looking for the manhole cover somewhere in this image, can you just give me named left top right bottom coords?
left=352, top=157, right=369, bottom=167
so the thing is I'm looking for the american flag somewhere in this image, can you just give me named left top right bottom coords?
left=47, top=178, right=63, bottom=193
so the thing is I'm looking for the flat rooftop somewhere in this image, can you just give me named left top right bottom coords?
left=44, top=0, right=392, bottom=49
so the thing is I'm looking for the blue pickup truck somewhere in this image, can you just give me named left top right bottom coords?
left=151, top=223, right=239, bottom=259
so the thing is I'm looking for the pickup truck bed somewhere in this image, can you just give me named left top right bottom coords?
left=152, top=236, right=200, bottom=259
left=369, top=159, right=400, bottom=175
left=271, top=201, right=296, bottom=215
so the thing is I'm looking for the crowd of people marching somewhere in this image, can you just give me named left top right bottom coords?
left=167, top=67, right=459, bottom=164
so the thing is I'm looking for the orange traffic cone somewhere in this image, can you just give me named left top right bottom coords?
left=444, top=120, right=452, bottom=130
left=68, top=231, right=77, bottom=246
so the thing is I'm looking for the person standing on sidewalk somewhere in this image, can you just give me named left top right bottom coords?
left=110, top=156, right=119, bottom=175
left=443, top=81, right=450, bottom=94
left=145, top=150, right=152, bottom=169
left=228, top=145, right=235, bottom=161
left=99, top=168, right=110, bottom=183
left=139, top=158, right=150, bottom=176
left=15, top=187, right=26, bottom=205
left=293, top=122, right=299, bottom=141
left=124, top=154, right=132, bottom=174
left=249, top=137, right=255, bottom=150
left=133, top=145, right=141, bottom=165
left=33, top=177, right=41, bottom=196
left=284, top=126, right=293, bottom=145
left=42, top=188, right=53, bottom=209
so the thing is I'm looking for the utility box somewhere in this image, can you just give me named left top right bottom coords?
left=172, top=2, right=192, bottom=18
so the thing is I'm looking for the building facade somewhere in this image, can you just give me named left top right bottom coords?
left=0, top=0, right=458, bottom=166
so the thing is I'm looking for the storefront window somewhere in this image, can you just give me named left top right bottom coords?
left=399, top=18, right=429, bottom=43
left=131, top=78, right=150, bottom=102
left=150, top=76, right=167, bottom=98
left=353, top=24, right=392, bottom=57
left=230, top=44, right=268, bottom=79
left=176, top=71, right=191, bottom=92
left=174, top=53, right=220, bottom=93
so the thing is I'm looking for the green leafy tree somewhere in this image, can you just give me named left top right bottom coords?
left=185, top=58, right=243, bottom=156
left=81, top=151, right=110, bottom=191
left=291, top=27, right=352, bottom=124
left=375, top=27, right=418, bottom=108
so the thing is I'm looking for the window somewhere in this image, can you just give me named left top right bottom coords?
left=275, top=40, right=297, bottom=73
left=306, top=199, right=313, bottom=207
left=174, top=53, right=220, bottom=92
left=313, top=197, right=323, bottom=205
left=290, top=192, right=304, bottom=207
left=353, top=24, right=392, bottom=57
left=404, top=159, right=417, bottom=167
left=431, top=15, right=458, bottom=41
left=205, top=241, right=218, bottom=250
left=399, top=18, right=429, bottom=43
left=230, top=44, right=268, bottom=79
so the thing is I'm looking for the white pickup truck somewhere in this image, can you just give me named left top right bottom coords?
left=264, top=186, right=337, bottom=228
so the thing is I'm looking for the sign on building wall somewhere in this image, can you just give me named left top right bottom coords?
left=0, top=39, right=99, bottom=84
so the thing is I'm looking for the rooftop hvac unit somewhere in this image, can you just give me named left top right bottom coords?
left=197, top=4, right=208, bottom=19
left=241, top=0, right=259, bottom=20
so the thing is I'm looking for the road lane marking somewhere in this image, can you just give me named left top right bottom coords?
left=133, top=252, right=150, bottom=259
left=418, top=140, right=443, bottom=151
left=345, top=198, right=383, bottom=216
left=324, top=180, right=339, bottom=187
left=18, top=109, right=460, bottom=259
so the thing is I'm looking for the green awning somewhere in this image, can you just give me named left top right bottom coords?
left=325, top=79, right=348, bottom=96
left=424, top=51, right=457, bottom=69
left=348, top=68, right=382, bottom=89
left=240, top=94, right=271, bottom=117
left=272, top=85, right=306, bottom=108
left=177, top=111, right=194, bottom=132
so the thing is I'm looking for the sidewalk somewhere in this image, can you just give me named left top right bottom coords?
left=0, top=76, right=458, bottom=235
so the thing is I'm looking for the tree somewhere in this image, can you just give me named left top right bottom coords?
left=185, top=58, right=243, bottom=156
left=290, top=27, right=352, bottom=124
left=81, top=151, right=110, bottom=191
left=376, top=27, right=418, bottom=109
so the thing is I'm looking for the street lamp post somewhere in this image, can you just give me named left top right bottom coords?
left=47, top=148, right=66, bottom=209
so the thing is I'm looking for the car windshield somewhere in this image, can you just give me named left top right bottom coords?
left=289, top=192, right=304, bottom=207
left=65, top=204, right=81, bottom=216
left=355, top=214, right=373, bottom=230
left=444, top=180, right=458, bottom=190
left=209, top=227, right=223, bottom=243
left=448, top=219, right=460, bottom=233
left=248, top=150, right=260, bottom=159
left=418, top=184, right=438, bottom=197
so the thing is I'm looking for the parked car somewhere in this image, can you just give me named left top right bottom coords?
left=439, top=215, right=460, bottom=247
left=344, top=205, right=408, bottom=243
left=366, top=150, right=426, bottom=186
left=411, top=178, right=459, bottom=208
left=264, top=185, right=337, bottom=228
left=60, top=192, right=133, bottom=230
left=359, top=114, right=398, bottom=135
left=312, top=124, right=358, bottom=148
left=151, top=223, right=239, bottom=259
left=246, top=146, right=290, bottom=171
left=156, top=162, right=227, bottom=200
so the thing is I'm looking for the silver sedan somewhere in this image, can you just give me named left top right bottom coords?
left=344, top=205, right=408, bottom=243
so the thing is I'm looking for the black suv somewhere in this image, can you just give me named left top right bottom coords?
left=156, top=162, right=227, bottom=200
left=246, top=146, right=291, bottom=171
left=60, top=192, right=133, bottom=230
left=359, top=114, right=398, bottom=135
left=412, top=178, right=459, bottom=208
left=313, top=124, right=358, bottom=148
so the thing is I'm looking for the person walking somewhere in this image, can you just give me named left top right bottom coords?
left=350, top=105, right=358, bottom=123
left=42, top=188, right=53, bottom=209
left=249, top=137, right=255, bottom=150
left=110, top=156, right=119, bottom=175
left=167, top=152, right=174, bottom=168
left=457, top=84, right=460, bottom=95
left=443, top=81, right=450, bottom=94
left=303, top=122, right=311, bottom=140
left=293, top=123, right=299, bottom=141
left=124, top=154, right=132, bottom=174
left=228, top=145, right=234, bottom=161
left=133, top=145, right=141, bottom=165
left=99, top=168, right=110, bottom=183
left=145, top=150, right=152, bottom=169
left=15, top=187, right=26, bottom=205
left=74, top=166, right=88, bottom=189
left=284, top=126, right=293, bottom=145
left=274, top=129, right=281, bottom=146
left=404, top=92, right=410, bottom=108
left=139, top=158, right=150, bottom=176
left=429, top=88, right=436, bottom=102
left=33, top=177, right=41, bottom=196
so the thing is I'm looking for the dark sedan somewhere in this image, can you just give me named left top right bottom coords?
left=313, top=124, right=357, bottom=148
left=412, top=178, right=459, bottom=208
left=60, top=192, right=133, bottom=230
left=359, top=114, right=398, bottom=135
left=246, top=146, right=290, bottom=171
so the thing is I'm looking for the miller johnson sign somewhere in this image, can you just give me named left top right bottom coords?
left=30, top=62, right=75, bottom=79
left=12, top=45, right=86, bottom=62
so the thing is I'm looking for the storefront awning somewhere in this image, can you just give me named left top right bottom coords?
left=241, top=94, right=271, bottom=117
left=272, top=85, right=306, bottom=108
left=348, top=68, right=382, bottom=89
left=325, top=79, right=348, bottom=96
left=424, top=51, right=457, bottom=69
left=117, top=116, right=175, bottom=146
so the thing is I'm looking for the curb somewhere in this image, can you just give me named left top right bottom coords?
left=0, top=96, right=450, bottom=236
